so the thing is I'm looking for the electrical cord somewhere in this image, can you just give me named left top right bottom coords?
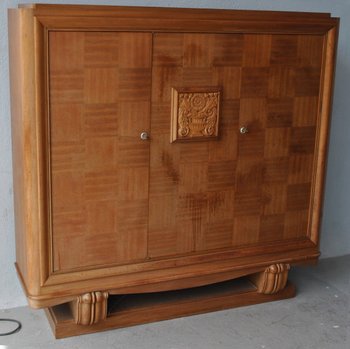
left=0, top=318, right=22, bottom=336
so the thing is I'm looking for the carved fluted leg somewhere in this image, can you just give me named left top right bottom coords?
left=249, top=264, right=290, bottom=294
left=69, top=291, right=109, bottom=326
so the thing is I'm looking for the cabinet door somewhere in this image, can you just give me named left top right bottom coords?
left=149, top=33, right=324, bottom=258
left=49, top=32, right=152, bottom=272
left=234, top=34, right=323, bottom=246
left=149, top=33, right=242, bottom=257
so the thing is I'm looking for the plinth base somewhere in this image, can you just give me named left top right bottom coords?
left=45, top=277, right=296, bottom=339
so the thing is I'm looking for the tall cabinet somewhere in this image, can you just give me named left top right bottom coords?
left=9, top=4, right=339, bottom=338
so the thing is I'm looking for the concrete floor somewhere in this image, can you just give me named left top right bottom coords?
left=0, top=255, right=349, bottom=349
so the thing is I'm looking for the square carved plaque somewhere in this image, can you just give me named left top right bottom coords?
left=170, top=87, right=221, bottom=143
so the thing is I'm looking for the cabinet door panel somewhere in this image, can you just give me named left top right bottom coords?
left=49, top=32, right=152, bottom=272
left=234, top=34, right=324, bottom=245
left=149, top=33, right=242, bottom=257
left=149, top=33, right=324, bottom=257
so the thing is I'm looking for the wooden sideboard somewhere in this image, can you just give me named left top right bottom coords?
left=8, top=4, right=339, bottom=338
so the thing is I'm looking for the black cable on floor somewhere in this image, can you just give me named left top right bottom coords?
left=0, top=318, right=22, bottom=336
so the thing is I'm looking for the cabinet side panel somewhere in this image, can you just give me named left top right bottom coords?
left=9, top=9, right=28, bottom=286
left=8, top=8, right=41, bottom=297
left=309, top=24, right=339, bottom=245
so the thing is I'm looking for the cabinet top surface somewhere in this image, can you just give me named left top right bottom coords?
left=17, top=3, right=337, bottom=22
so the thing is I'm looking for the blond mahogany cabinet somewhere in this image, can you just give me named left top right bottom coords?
left=9, top=4, right=338, bottom=338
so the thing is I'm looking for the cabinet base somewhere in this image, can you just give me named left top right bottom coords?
left=45, top=277, right=296, bottom=339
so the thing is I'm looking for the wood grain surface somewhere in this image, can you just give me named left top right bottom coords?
left=8, top=4, right=339, bottom=309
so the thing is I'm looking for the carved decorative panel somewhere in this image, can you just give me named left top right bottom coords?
left=170, top=87, right=221, bottom=143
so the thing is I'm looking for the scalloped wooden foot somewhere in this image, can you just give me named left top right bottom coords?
left=249, top=263, right=290, bottom=294
left=69, top=291, right=109, bottom=326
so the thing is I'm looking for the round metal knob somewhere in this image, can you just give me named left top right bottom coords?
left=239, top=126, right=248, bottom=134
left=140, top=132, right=149, bottom=140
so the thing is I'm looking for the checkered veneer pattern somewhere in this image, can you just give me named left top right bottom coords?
left=49, top=31, right=324, bottom=271
left=49, top=32, right=152, bottom=271
left=148, top=33, right=322, bottom=257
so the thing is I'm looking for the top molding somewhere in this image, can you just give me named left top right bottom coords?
left=15, top=4, right=339, bottom=34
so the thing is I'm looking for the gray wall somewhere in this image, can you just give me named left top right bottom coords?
left=1, top=0, right=349, bottom=310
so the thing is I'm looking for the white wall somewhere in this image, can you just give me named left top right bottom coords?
left=1, top=0, right=349, bottom=310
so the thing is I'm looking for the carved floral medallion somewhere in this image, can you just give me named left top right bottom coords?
left=170, top=87, right=221, bottom=143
